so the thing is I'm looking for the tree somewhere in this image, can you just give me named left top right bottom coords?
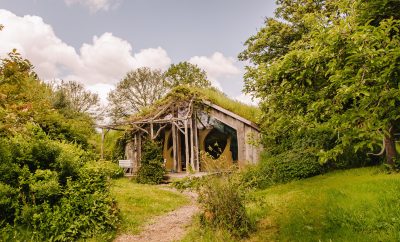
left=108, top=67, right=167, bottom=121
left=52, top=80, right=100, bottom=117
left=240, top=0, right=400, bottom=167
left=165, top=61, right=211, bottom=88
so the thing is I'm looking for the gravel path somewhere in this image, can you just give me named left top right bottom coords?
left=114, top=189, right=199, bottom=242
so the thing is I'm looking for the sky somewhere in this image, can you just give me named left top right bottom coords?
left=0, top=0, right=276, bottom=106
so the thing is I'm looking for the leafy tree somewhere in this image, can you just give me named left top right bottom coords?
left=52, top=80, right=101, bottom=118
left=240, top=0, right=400, bottom=167
left=0, top=49, right=118, bottom=240
left=108, top=67, right=167, bottom=121
left=165, top=61, right=211, bottom=88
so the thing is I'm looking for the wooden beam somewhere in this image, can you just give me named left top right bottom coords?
left=173, top=121, right=185, bottom=134
left=177, top=128, right=182, bottom=172
left=193, top=112, right=200, bottom=172
left=153, top=123, right=168, bottom=139
left=150, top=122, right=154, bottom=140
left=190, top=117, right=195, bottom=172
left=100, top=128, right=111, bottom=160
left=172, top=123, right=177, bottom=172
left=133, top=134, right=137, bottom=172
left=137, top=133, right=142, bottom=169
left=184, top=119, right=190, bottom=174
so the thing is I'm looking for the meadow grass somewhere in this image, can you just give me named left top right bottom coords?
left=247, top=167, right=400, bottom=241
left=182, top=167, right=400, bottom=241
left=110, top=178, right=189, bottom=235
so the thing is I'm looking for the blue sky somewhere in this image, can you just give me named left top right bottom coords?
left=0, top=0, right=276, bottom=104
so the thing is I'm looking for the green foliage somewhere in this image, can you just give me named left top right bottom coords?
left=198, top=176, right=253, bottom=238
left=237, top=149, right=322, bottom=190
left=263, top=149, right=323, bottom=183
left=136, top=140, right=165, bottom=184
left=82, top=160, right=124, bottom=179
left=16, top=177, right=118, bottom=241
left=0, top=51, right=118, bottom=240
left=240, top=0, right=400, bottom=166
left=28, top=169, right=61, bottom=204
left=165, top=61, right=211, bottom=88
left=0, top=183, right=18, bottom=224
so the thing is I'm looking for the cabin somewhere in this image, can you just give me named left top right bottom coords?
left=104, top=87, right=262, bottom=174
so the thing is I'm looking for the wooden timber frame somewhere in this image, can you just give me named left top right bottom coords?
left=124, top=98, right=201, bottom=173
left=98, top=98, right=201, bottom=174
left=99, top=91, right=262, bottom=174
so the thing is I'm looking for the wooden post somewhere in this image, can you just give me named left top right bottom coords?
left=184, top=119, right=190, bottom=174
left=137, top=133, right=142, bottom=168
left=193, top=113, right=200, bottom=172
left=190, top=117, right=195, bottom=172
left=150, top=122, right=154, bottom=140
left=133, top=133, right=137, bottom=172
left=177, top=129, right=182, bottom=172
left=172, top=123, right=177, bottom=172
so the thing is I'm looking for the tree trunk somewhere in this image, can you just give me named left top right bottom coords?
left=384, top=125, right=397, bottom=168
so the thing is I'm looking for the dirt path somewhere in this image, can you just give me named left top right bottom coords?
left=114, top=189, right=199, bottom=242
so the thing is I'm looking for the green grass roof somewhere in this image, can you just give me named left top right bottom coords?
left=132, top=86, right=261, bottom=124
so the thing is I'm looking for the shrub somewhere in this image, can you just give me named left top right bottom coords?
left=20, top=179, right=118, bottom=241
left=81, top=160, right=124, bottom=179
left=239, top=148, right=323, bottom=189
left=0, top=183, right=18, bottom=224
left=237, top=164, right=273, bottom=190
left=53, top=141, right=93, bottom=184
left=198, top=176, right=253, bottom=238
left=29, top=169, right=61, bottom=204
left=136, top=140, right=165, bottom=184
left=262, top=148, right=323, bottom=183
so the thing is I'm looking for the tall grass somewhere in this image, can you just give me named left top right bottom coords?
left=195, top=87, right=261, bottom=124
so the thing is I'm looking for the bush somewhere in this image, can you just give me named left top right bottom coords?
left=0, top=183, right=18, bottom=224
left=29, top=169, right=61, bottom=204
left=262, top=148, right=323, bottom=183
left=81, top=160, right=124, bottom=179
left=198, top=176, right=253, bottom=238
left=239, top=148, right=323, bottom=189
left=237, top=164, right=273, bottom=190
left=17, top=177, right=119, bottom=241
left=136, top=140, right=165, bottom=184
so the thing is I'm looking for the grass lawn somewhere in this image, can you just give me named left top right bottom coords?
left=182, top=167, right=400, bottom=241
left=110, top=177, right=189, bottom=235
left=247, top=167, right=400, bottom=241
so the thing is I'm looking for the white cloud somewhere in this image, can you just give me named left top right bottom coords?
left=189, top=52, right=241, bottom=90
left=132, top=47, right=171, bottom=70
left=235, top=93, right=260, bottom=106
left=86, top=83, right=114, bottom=105
left=64, top=0, right=122, bottom=12
left=0, top=9, right=171, bottom=87
left=0, top=9, right=247, bottom=109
